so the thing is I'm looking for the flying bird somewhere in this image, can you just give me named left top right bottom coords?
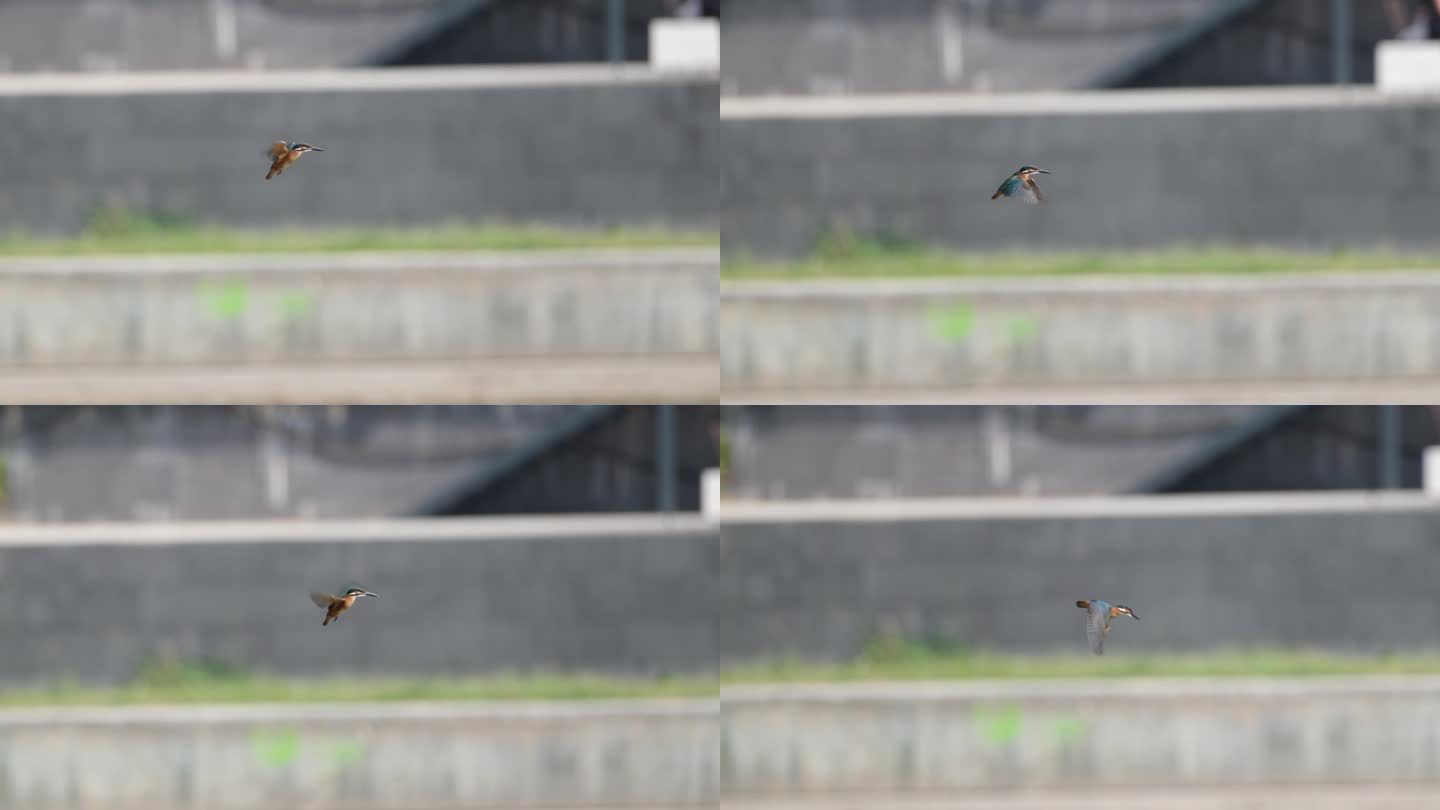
left=309, top=587, right=378, bottom=627
left=1075, top=598, right=1139, bottom=655
left=990, top=165, right=1051, bottom=204
left=265, top=141, right=323, bottom=180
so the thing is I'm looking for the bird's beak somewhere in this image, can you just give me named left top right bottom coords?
left=1129, top=611, right=1140, bottom=621
left=1037, top=169, right=1051, bottom=174
left=310, top=147, right=324, bottom=152
left=365, top=591, right=378, bottom=597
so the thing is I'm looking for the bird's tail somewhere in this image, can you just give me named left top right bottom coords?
left=322, top=614, right=332, bottom=626
left=266, top=165, right=280, bottom=180
left=990, top=190, right=1003, bottom=200
left=1075, top=600, right=1090, bottom=609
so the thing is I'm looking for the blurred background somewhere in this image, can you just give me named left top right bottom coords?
left=0, top=404, right=719, bottom=809
left=719, top=404, right=1440, bottom=810
left=719, top=0, right=1440, bottom=403
left=0, top=0, right=720, bottom=404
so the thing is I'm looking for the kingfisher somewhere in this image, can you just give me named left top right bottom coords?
left=990, top=165, right=1051, bottom=204
left=1075, top=599, right=1139, bottom=655
left=309, top=587, right=378, bottom=627
left=265, top=141, right=323, bottom=180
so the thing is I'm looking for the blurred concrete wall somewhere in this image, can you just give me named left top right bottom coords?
left=720, top=0, right=1222, bottom=95
left=0, top=250, right=715, bottom=366
left=721, top=88, right=1440, bottom=259
left=719, top=493, right=1440, bottom=662
left=0, top=700, right=716, bottom=808
left=722, top=405, right=1270, bottom=499
left=0, top=66, right=716, bottom=234
left=719, top=0, right=1395, bottom=96
left=721, top=273, right=1440, bottom=394
left=3, top=404, right=587, bottom=521
left=0, top=516, right=716, bottom=683
left=722, top=405, right=1440, bottom=499
left=2, top=405, right=718, bottom=522
left=724, top=679, right=1440, bottom=793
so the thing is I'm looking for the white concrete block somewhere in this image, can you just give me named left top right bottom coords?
left=1376, top=40, right=1440, bottom=94
left=1424, top=446, right=1440, bottom=496
left=649, top=18, right=719, bottom=73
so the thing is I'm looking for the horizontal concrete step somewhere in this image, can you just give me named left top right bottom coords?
left=721, top=272, right=1440, bottom=394
left=0, top=700, right=718, bottom=809
left=0, top=249, right=716, bottom=368
left=722, top=679, right=1440, bottom=793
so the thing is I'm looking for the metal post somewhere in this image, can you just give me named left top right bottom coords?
left=606, top=0, right=626, bottom=64
left=656, top=405, right=676, bottom=512
left=1331, top=0, right=1352, bottom=84
left=1379, top=405, right=1402, bottom=490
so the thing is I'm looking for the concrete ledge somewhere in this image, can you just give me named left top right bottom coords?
left=718, top=491, right=1440, bottom=523
left=0, top=356, right=718, bottom=404
left=0, top=699, right=718, bottom=808
left=718, top=378, right=1440, bottom=405
left=720, top=272, right=1440, bottom=393
left=721, top=680, right=1440, bottom=793
left=0, top=63, right=693, bottom=96
left=720, top=85, right=1395, bottom=119
left=0, top=513, right=711, bottom=547
left=726, top=786, right=1440, bottom=810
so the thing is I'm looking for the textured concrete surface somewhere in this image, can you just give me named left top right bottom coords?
left=0, top=357, right=717, bottom=404
left=728, top=786, right=1440, bottom=810
left=720, top=405, right=1268, bottom=499
left=0, top=514, right=717, bottom=682
left=719, top=492, right=1440, bottom=660
left=0, top=248, right=716, bottom=366
left=0, top=65, right=717, bottom=233
left=720, top=379, right=1440, bottom=405
left=0, top=405, right=716, bottom=522
left=720, top=273, right=1440, bottom=395
left=719, top=0, right=1219, bottom=95
left=722, top=679, right=1440, bottom=793
left=0, top=700, right=717, bottom=808
left=721, top=87, right=1440, bottom=259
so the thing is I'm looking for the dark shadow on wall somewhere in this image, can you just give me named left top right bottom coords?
left=410, top=405, right=720, bottom=515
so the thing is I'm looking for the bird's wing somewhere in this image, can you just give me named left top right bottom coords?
left=309, top=591, right=338, bottom=608
left=1022, top=177, right=1046, bottom=204
left=266, top=141, right=290, bottom=162
left=1085, top=603, right=1107, bottom=655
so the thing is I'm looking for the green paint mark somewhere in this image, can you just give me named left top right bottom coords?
left=251, top=727, right=301, bottom=768
left=973, top=703, right=1022, bottom=746
left=1052, top=714, right=1088, bottom=745
left=1005, top=314, right=1040, bottom=344
left=200, top=281, right=249, bottom=320
left=928, top=303, right=974, bottom=342
left=331, top=739, right=365, bottom=768
left=276, top=290, right=313, bottom=319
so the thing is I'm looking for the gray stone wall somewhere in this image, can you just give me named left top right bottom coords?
left=0, top=516, right=718, bottom=684
left=0, top=67, right=717, bottom=233
left=719, top=494, right=1440, bottom=662
left=721, top=89, right=1440, bottom=259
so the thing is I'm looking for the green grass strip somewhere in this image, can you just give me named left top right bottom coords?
left=0, top=206, right=715, bottom=256
left=723, top=233, right=1440, bottom=280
